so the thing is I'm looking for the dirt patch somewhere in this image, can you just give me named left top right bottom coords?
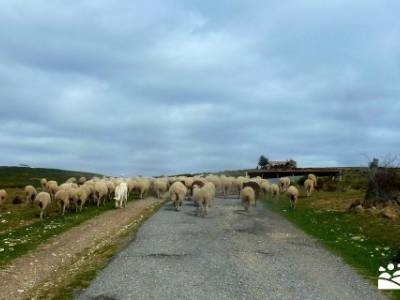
left=0, top=197, right=164, bottom=300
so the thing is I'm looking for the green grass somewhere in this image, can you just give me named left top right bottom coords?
left=0, top=166, right=102, bottom=189
left=264, top=189, right=400, bottom=299
left=0, top=200, right=122, bottom=266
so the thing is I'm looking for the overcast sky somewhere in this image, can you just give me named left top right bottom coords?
left=0, top=1, right=399, bottom=176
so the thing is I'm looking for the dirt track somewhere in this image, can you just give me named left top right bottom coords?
left=0, top=197, right=163, bottom=300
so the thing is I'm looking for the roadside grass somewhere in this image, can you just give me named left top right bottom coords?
left=264, top=189, right=400, bottom=300
left=0, top=193, right=141, bottom=267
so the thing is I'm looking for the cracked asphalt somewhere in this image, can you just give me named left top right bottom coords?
left=76, top=196, right=387, bottom=300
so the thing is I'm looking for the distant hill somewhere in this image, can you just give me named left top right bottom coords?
left=0, top=166, right=103, bottom=188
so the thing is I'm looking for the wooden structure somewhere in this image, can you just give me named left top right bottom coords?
left=248, top=168, right=341, bottom=179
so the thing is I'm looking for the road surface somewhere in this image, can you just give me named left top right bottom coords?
left=77, top=197, right=386, bottom=300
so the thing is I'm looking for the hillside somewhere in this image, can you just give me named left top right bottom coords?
left=0, top=166, right=102, bottom=188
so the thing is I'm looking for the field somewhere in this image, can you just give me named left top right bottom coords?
left=0, top=167, right=165, bottom=299
left=0, top=166, right=398, bottom=299
left=264, top=182, right=400, bottom=300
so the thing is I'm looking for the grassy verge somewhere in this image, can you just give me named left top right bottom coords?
left=28, top=200, right=166, bottom=300
left=0, top=194, right=141, bottom=267
left=264, top=189, right=400, bottom=300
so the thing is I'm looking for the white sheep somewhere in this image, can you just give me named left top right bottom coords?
left=35, top=192, right=51, bottom=219
left=240, top=187, right=255, bottom=211
left=136, top=178, right=150, bottom=199
left=55, top=189, right=70, bottom=215
left=260, top=179, right=270, bottom=196
left=114, top=182, right=128, bottom=208
left=308, top=174, right=318, bottom=188
left=24, top=185, right=37, bottom=204
left=78, top=177, right=87, bottom=185
left=287, top=186, right=299, bottom=209
left=152, top=179, right=168, bottom=198
left=205, top=175, right=222, bottom=194
left=40, top=178, right=48, bottom=191
left=106, top=181, right=115, bottom=201
left=46, top=180, right=58, bottom=200
left=270, top=183, right=280, bottom=197
left=304, top=178, right=314, bottom=197
left=220, top=175, right=234, bottom=195
left=66, top=177, right=77, bottom=184
left=74, top=185, right=90, bottom=212
left=193, top=183, right=215, bottom=217
left=279, top=177, right=291, bottom=192
left=94, top=181, right=108, bottom=206
left=0, top=189, right=8, bottom=206
left=169, top=182, right=187, bottom=211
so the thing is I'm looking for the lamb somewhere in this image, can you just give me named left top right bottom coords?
left=35, top=192, right=51, bottom=219
left=279, top=177, right=291, bottom=192
left=304, top=178, right=315, bottom=197
left=287, top=186, right=299, bottom=209
left=308, top=174, right=318, bottom=189
left=0, top=189, right=8, bottom=206
left=114, top=182, right=128, bottom=208
left=192, top=183, right=215, bottom=217
left=270, top=183, right=280, bottom=197
left=94, top=181, right=108, bottom=206
left=24, top=185, right=37, bottom=204
left=169, top=182, right=187, bottom=211
left=152, top=179, right=168, bottom=198
left=240, top=187, right=256, bottom=211
left=55, top=189, right=70, bottom=215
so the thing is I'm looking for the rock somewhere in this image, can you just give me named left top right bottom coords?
left=380, top=206, right=399, bottom=220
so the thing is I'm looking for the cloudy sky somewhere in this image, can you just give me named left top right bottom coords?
left=0, top=1, right=399, bottom=176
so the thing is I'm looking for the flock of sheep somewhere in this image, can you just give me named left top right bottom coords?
left=0, top=173, right=318, bottom=219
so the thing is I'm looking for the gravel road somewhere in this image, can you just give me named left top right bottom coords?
left=77, top=197, right=387, bottom=300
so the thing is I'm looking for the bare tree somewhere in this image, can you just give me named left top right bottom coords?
left=363, top=155, right=400, bottom=207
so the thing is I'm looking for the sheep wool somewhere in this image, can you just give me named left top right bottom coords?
left=55, top=189, right=70, bottom=216
left=308, top=174, right=318, bottom=188
left=169, top=182, right=187, bottom=211
left=240, top=187, right=255, bottom=211
left=24, top=185, right=37, bottom=204
left=270, top=184, right=280, bottom=197
left=279, top=177, right=291, bottom=192
left=35, top=192, right=51, bottom=219
left=287, top=186, right=299, bottom=209
left=304, top=179, right=314, bottom=197
left=193, top=184, right=215, bottom=217
left=0, top=189, right=8, bottom=206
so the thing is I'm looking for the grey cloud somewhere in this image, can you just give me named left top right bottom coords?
left=0, top=1, right=399, bottom=176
